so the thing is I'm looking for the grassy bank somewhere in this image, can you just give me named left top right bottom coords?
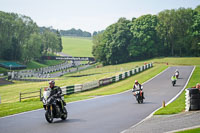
left=62, top=36, right=93, bottom=57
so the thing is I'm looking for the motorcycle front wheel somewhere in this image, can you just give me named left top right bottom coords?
left=61, top=107, right=68, bottom=120
left=45, top=111, right=53, bottom=123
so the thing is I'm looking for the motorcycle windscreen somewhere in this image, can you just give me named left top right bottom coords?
left=43, top=90, right=50, bottom=100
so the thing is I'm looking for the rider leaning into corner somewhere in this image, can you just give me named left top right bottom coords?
left=132, top=80, right=145, bottom=99
left=49, top=80, right=66, bottom=109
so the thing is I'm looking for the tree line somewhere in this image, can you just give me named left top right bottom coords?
left=41, top=27, right=104, bottom=37
left=92, top=6, right=200, bottom=65
left=60, top=28, right=91, bottom=37
left=0, top=11, right=63, bottom=63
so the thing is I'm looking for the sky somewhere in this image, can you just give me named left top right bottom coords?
left=0, top=0, right=199, bottom=33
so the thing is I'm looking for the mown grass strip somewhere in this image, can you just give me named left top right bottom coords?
left=154, top=66, right=200, bottom=115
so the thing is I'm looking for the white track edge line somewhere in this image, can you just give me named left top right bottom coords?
left=121, top=66, right=195, bottom=133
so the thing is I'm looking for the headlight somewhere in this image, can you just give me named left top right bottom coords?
left=42, top=99, right=46, bottom=104
left=47, top=98, right=51, bottom=103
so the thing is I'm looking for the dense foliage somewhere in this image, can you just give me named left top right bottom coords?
left=92, top=6, right=200, bottom=65
left=0, top=11, right=63, bottom=63
left=60, top=28, right=91, bottom=37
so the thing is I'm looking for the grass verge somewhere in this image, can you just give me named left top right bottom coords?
left=175, top=128, right=200, bottom=133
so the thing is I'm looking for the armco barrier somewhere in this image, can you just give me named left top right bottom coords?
left=74, top=84, right=83, bottom=92
left=61, top=87, right=66, bottom=94
left=116, top=75, right=119, bottom=82
left=112, top=76, right=116, bottom=82
left=122, top=73, right=125, bottom=79
left=127, top=71, right=130, bottom=77
left=119, top=74, right=122, bottom=80
left=82, top=80, right=99, bottom=91
left=66, top=85, right=75, bottom=95
left=125, top=72, right=128, bottom=78
left=130, top=70, right=132, bottom=76
left=99, top=78, right=113, bottom=86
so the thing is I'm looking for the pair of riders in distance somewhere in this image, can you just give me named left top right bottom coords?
left=171, top=69, right=179, bottom=86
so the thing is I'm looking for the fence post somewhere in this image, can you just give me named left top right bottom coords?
left=40, top=88, right=42, bottom=101
left=19, top=92, right=21, bottom=102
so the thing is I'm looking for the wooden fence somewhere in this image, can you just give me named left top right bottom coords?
left=19, top=88, right=42, bottom=102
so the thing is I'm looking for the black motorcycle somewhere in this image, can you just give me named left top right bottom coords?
left=133, top=89, right=144, bottom=104
left=42, top=88, right=68, bottom=123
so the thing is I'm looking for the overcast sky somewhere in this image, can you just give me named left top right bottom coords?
left=0, top=0, right=199, bottom=33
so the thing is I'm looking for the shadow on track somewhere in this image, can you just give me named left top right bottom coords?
left=53, top=119, right=86, bottom=124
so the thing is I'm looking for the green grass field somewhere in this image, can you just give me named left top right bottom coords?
left=62, top=36, right=93, bottom=57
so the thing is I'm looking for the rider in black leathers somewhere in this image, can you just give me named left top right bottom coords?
left=49, top=80, right=66, bottom=110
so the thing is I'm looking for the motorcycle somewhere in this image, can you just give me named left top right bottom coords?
left=42, top=87, right=68, bottom=123
left=133, top=89, right=144, bottom=104
left=175, top=72, right=179, bottom=79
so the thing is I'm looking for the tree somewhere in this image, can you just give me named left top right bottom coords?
left=56, top=30, right=63, bottom=52
left=92, top=18, right=132, bottom=65
left=173, top=8, right=193, bottom=56
left=22, top=33, right=43, bottom=63
left=191, top=5, right=200, bottom=56
left=156, top=9, right=178, bottom=56
left=129, top=14, right=161, bottom=60
left=92, top=33, right=106, bottom=63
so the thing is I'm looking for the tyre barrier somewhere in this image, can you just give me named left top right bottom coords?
left=185, top=88, right=200, bottom=111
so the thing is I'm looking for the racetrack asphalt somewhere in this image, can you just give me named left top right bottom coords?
left=0, top=66, right=194, bottom=133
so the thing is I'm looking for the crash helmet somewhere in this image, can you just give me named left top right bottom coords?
left=49, top=80, right=55, bottom=85
left=135, top=80, right=138, bottom=84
